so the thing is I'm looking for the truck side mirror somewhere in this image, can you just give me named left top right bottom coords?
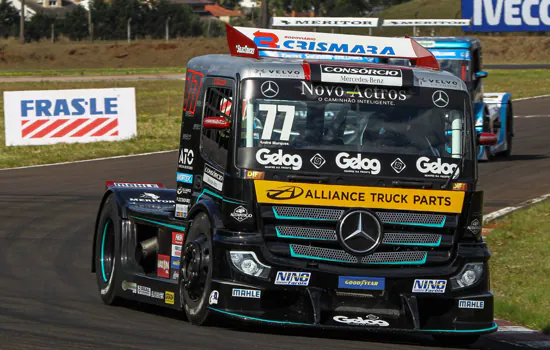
left=475, top=71, right=488, bottom=79
left=203, top=116, right=231, bottom=129
left=478, top=132, right=497, bottom=146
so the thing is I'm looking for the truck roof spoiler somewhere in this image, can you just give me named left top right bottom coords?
left=226, top=24, right=440, bottom=70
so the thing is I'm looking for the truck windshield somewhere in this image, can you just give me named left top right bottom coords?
left=237, top=78, right=473, bottom=178
left=438, top=59, right=470, bottom=82
left=388, top=58, right=471, bottom=82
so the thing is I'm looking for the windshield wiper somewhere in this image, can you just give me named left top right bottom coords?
left=287, top=175, right=329, bottom=183
left=392, top=180, right=433, bottom=189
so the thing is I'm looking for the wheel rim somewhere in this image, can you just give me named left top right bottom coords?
left=100, top=220, right=115, bottom=283
left=181, top=234, right=210, bottom=302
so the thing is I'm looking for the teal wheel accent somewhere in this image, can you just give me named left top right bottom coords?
left=209, top=307, right=311, bottom=326
left=100, top=221, right=109, bottom=283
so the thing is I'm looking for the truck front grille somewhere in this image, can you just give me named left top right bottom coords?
left=290, top=244, right=427, bottom=265
left=263, top=205, right=457, bottom=267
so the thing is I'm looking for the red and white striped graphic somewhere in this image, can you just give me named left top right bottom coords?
left=4, top=88, right=136, bottom=146
left=20, top=117, right=119, bottom=139
left=220, top=98, right=232, bottom=116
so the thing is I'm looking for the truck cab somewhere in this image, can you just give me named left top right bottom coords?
left=409, top=37, right=513, bottom=160
left=92, top=25, right=499, bottom=346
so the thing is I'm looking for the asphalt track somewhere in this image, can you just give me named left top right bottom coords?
left=0, top=98, right=549, bottom=349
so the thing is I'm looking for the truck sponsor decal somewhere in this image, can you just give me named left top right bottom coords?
left=338, top=276, right=385, bottom=290
left=319, top=65, right=404, bottom=87
left=183, top=69, right=204, bottom=116
left=254, top=180, right=465, bottom=213
left=203, top=164, right=224, bottom=191
left=412, top=279, right=447, bottom=294
left=333, top=314, right=389, bottom=327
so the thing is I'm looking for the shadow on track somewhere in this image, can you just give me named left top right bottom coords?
left=483, top=154, right=548, bottom=163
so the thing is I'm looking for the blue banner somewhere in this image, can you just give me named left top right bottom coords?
left=462, top=0, right=550, bottom=32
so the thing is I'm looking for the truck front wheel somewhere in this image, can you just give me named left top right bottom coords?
left=180, top=212, right=215, bottom=326
left=94, top=194, right=121, bottom=305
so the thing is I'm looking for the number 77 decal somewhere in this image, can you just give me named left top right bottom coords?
left=259, top=104, right=296, bottom=141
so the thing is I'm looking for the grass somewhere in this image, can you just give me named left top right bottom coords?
left=0, top=67, right=187, bottom=77
left=484, top=69, right=550, bottom=99
left=0, top=37, right=228, bottom=71
left=485, top=199, right=550, bottom=333
left=0, top=80, right=184, bottom=168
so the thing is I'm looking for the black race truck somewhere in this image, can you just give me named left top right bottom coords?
left=92, top=24, right=498, bottom=346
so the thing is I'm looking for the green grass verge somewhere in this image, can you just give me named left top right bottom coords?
left=0, top=80, right=184, bottom=168
left=485, top=199, right=550, bottom=333
left=484, top=69, right=550, bottom=99
left=0, top=67, right=187, bottom=77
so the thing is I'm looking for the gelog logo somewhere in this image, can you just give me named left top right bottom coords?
left=416, top=157, right=459, bottom=178
left=336, top=153, right=381, bottom=174
left=256, top=148, right=302, bottom=170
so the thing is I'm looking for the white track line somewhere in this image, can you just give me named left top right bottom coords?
left=0, top=149, right=178, bottom=171
left=484, top=193, right=550, bottom=223
left=514, top=94, right=550, bottom=101
left=518, top=341, right=550, bottom=349
left=497, top=326, right=538, bottom=333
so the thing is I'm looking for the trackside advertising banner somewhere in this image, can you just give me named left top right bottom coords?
left=4, top=88, right=137, bottom=146
left=462, top=0, right=550, bottom=32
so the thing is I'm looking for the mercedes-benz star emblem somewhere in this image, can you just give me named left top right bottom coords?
left=261, top=81, right=279, bottom=98
left=338, top=210, right=383, bottom=255
left=432, top=90, right=449, bottom=108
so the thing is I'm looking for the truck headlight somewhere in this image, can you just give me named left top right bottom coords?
left=450, top=263, right=484, bottom=290
left=230, top=251, right=271, bottom=279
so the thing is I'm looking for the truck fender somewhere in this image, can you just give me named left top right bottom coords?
left=482, top=92, right=512, bottom=143
left=187, top=192, right=224, bottom=233
left=91, top=183, right=175, bottom=272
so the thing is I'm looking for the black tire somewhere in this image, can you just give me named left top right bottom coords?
left=432, top=334, right=480, bottom=347
left=180, top=213, right=215, bottom=326
left=503, top=104, right=513, bottom=157
left=94, top=194, right=121, bottom=305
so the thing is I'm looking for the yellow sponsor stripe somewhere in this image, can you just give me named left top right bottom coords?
left=254, top=180, right=465, bottom=213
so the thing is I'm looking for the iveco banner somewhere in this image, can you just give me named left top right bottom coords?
left=462, top=0, right=550, bottom=32
left=4, top=88, right=137, bottom=146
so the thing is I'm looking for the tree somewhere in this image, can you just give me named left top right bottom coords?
left=25, top=12, right=57, bottom=42
left=62, top=5, right=88, bottom=40
left=143, top=0, right=196, bottom=39
left=109, top=0, right=144, bottom=40
left=0, top=0, right=19, bottom=38
left=90, top=0, right=113, bottom=40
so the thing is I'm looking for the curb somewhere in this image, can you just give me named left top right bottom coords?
left=493, top=319, right=550, bottom=348
left=484, top=194, right=550, bottom=223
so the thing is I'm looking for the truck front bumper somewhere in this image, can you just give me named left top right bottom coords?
left=208, top=232, right=496, bottom=334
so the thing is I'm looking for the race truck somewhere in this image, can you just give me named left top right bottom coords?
left=380, top=19, right=514, bottom=161
left=91, top=24, right=499, bottom=346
